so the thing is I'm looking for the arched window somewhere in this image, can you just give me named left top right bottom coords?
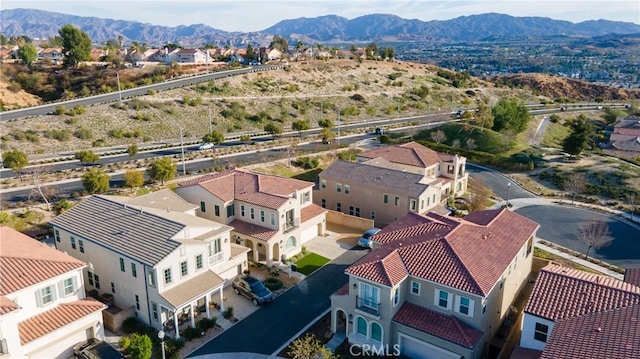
left=356, top=317, right=367, bottom=336
left=285, top=236, right=296, bottom=249
left=371, top=322, right=383, bottom=342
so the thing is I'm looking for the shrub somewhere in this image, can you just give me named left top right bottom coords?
left=224, top=306, right=234, bottom=319
left=74, top=127, right=93, bottom=140
left=350, top=93, right=367, bottom=103
left=263, top=277, right=284, bottom=291
left=119, top=336, right=131, bottom=351
left=122, top=316, right=143, bottom=334
left=53, top=105, right=66, bottom=115
left=181, top=326, right=202, bottom=341
left=295, top=156, right=319, bottom=170
left=197, top=317, right=217, bottom=331
left=45, top=129, right=72, bottom=142
left=126, top=333, right=152, bottom=359
left=388, top=72, right=402, bottom=80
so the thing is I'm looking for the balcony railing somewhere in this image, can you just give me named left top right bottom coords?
left=356, top=296, right=380, bottom=316
left=282, top=218, right=300, bottom=233
left=208, top=251, right=224, bottom=267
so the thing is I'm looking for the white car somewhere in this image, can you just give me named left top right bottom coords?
left=198, top=143, right=215, bottom=150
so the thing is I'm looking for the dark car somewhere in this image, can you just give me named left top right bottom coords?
left=375, top=127, right=384, bottom=135
left=232, top=275, right=274, bottom=305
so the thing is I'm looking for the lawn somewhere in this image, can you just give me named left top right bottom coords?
left=294, top=253, right=331, bottom=275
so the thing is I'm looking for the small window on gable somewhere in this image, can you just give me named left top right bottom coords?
left=200, top=201, right=206, bottom=212
left=534, top=323, right=549, bottom=342
left=321, top=179, right=326, bottom=189
left=411, top=281, right=420, bottom=295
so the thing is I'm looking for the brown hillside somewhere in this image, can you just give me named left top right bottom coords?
left=0, top=80, right=42, bottom=110
left=495, top=74, right=640, bottom=101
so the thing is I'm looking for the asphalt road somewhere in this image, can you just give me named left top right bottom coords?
left=188, top=248, right=368, bottom=356
left=466, top=164, right=535, bottom=200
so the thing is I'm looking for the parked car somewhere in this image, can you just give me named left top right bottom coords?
left=375, top=127, right=384, bottom=135
left=232, top=275, right=274, bottom=305
left=198, top=143, right=215, bottom=150
left=322, top=137, right=332, bottom=144
left=357, top=227, right=381, bottom=248
left=74, top=338, right=124, bottom=359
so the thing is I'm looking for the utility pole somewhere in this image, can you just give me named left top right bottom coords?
left=179, top=127, right=186, bottom=176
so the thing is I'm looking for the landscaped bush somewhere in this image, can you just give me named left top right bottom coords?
left=263, top=277, right=284, bottom=291
left=223, top=306, right=234, bottom=319
left=295, top=156, right=319, bottom=170
left=197, top=317, right=217, bottom=331
left=181, top=326, right=202, bottom=341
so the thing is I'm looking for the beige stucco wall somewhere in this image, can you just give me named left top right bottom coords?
left=325, top=211, right=374, bottom=232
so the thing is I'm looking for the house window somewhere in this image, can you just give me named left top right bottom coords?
left=196, top=254, right=203, bottom=270
left=458, top=296, right=472, bottom=316
left=357, top=317, right=367, bottom=336
left=344, top=185, right=350, bottom=195
left=394, top=196, right=400, bottom=206
left=62, top=278, right=74, bottom=296
left=393, top=287, right=399, bottom=306
left=410, top=199, right=417, bottom=211
left=321, top=179, right=326, bottom=189
left=371, top=211, right=376, bottom=219
left=94, top=274, right=100, bottom=289
left=151, top=302, right=159, bottom=321
left=131, top=263, right=137, bottom=277
left=71, top=237, right=76, bottom=249
left=208, top=238, right=222, bottom=255
left=355, top=207, right=360, bottom=217
left=321, top=199, right=326, bottom=208
left=180, top=261, right=188, bottom=277
left=260, top=210, right=265, bottom=222
left=359, top=283, right=380, bottom=311
left=336, top=202, right=342, bottom=212
left=226, top=205, right=235, bottom=218
left=303, top=191, right=311, bottom=203
left=534, top=323, right=549, bottom=342
left=421, top=200, right=424, bottom=209
left=55, top=229, right=60, bottom=242
left=164, top=268, right=172, bottom=285
left=214, top=205, right=220, bottom=216
left=88, top=271, right=94, bottom=286
left=38, top=286, right=55, bottom=307
left=111, top=282, right=116, bottom=294
left=147, top=269, right=156, bottom=287
left=241, top=205, right=245, bottom=217
left=371, top=322, right=382, bottom=342
left=436, top=290, right=450, bottom=309
left=383, top=194, right=388, bottom=204
left=79, top=239, right=85, bottom=253
left=250, top=208, right=255, bottom=219
left=120, top=258, right=125, bottom=272
left=135, top=295, right=140, bottom=310
left=411, top=281, right=420, bottom=295
left=200, top=201, right=206, bottom=212
left=336, top=183, right=342, bottom=193
left=447, top=165, right=454, bottom=174
left=270, top=213, right=276, bottom=226
left=349, top=206, right=355, bottom=215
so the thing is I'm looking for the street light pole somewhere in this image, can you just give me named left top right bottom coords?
left=113, top=71, right=122, bottom=103
left=179, top=126, right=186, bottom=176
left=158, top=330, right=166, bottom=359
left=506, top=182, right=512, bottom=208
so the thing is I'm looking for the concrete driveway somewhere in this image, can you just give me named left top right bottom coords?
left=303, top=224, right=361, bottom=260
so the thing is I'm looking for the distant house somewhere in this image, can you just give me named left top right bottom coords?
left=259, top=47, right=282, bottom=61
left=174, top=48, right=208, bottom=63
left=0, top=46, right=14, bottom=60
left=38, top=47, right=64, bottom=61
left=0, top=227, right=106, bottom=358
left=516, top=264, right=640, bottom=358
left=89, top=47, right=105, bottom=61
left=607, top=116, right=640, bottom=157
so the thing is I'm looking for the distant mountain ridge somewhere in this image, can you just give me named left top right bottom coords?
left=2, top=8, right=640, bottom=45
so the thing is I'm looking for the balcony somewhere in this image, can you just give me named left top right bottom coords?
left=208, top=251, right=224, bottom=267
left=282, top=218, right=300, bottom=233
left=356, top=296, right=380, bottom=316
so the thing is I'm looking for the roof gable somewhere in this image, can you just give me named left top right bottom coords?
left=358, top=142, right=450, bottom=168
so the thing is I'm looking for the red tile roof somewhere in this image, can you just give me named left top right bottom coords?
left=179, top=169, right=313, bottom=209
left=229, top=219, right=278, bottom=241
left=393, top=302, right=484, bottom=349
left=301, top=204, right=327, bottom=223
left=333, top=283, right=350, bottom=296
left=346, top=208, right=538, bottom=294
left=0, top=227, right=85, bottom=295
left=0, top=296, right=19, bottom=316
left=358, top=142, right=452, bottom=168
left=525, top=264, right=640, bottom=321
left=540, top=304, right=640, bottom=359
left=509, top=346, right=542, bottom=359
left=624, top=268, right=640, bottom=287
left=18, top=298, right=105, bottom=344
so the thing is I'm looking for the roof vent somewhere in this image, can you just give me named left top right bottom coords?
left=595, top=327, right=602, bottom=332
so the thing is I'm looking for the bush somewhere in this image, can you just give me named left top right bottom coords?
left=295, top=156, right=319, bottom=170
left=74, top=127, right=93, bottom=140
left=53, top=105, right=66, bottom=115
left=122, top=316, right=144, bottom=334
left=224, top=306, right=234, bottom=319
left=119, top=336, right=131, bottom=351
left=263, top=277, right=284, bottom=291
left=181, top=326, right=202, bottom=341
left=197, top=317, right=217, bottom=331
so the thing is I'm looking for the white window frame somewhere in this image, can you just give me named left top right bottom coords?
left=344, top=185, right=350, bottom=195
left=410, top=281, right=420, bottom=295
left=180, top=261, right=188, bottom=277
left=260, top=210, right=265, bottom=223
left=356, top=316, right=368, bottom=336
left=196, top=254, right=203, bottom=270
left=37, top=285, right=56, bottom=307
left=321, top=179, right=326, bottom=189
left=151, top=302, right=159, bottom=321
left=410, top=199, right=417, bottom=211
left=147, top=268, right=156, bottom=287
left=435, top=289, right=452, bottom=310
left=61, top=278, right=75, bottom=296
left=393, top=287, right=399, bottom=306
left=370, top=321, right=383, bottom=342
left=164, top=268, right=172, bottom=285
left=270, top=213, right=276, bottom=226
left=336, top=183, right=342, bottom=193
left=534, top=322, right=549, bottom=342
left=455, top=295, right=474, bottom=317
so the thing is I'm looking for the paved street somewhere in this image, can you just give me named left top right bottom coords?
left=187, top=248, right=368, bottom=357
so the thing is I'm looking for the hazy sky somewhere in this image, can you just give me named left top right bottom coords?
left=3, top=0, right=639, bottom=32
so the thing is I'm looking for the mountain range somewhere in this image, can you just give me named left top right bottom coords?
left=2, top=8, right=640, bottom=46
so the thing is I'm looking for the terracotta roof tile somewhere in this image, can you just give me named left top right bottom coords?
left=18, top=298, right=105, bottom=344
left=358, top=142, right=451, bottom=168
left=509, top=346, right=542, bottom=359
left=624, top=268, right=640, bottom=287
left=301, top=204, right=327, bottom=223
left=0, top=227, right=85, bottom=295
left=525, top=264, right=640, bottom=321
left=346, top=208, right=538, bottom=295
left=393, top=302, right=484, bottom=349
left=229, top=219, right=278, bottom=241
left=0, top=296, right=19, bottom=316
left=540, top=304, right=640, bottom=359
left=333, top=283, right=350, bottom=296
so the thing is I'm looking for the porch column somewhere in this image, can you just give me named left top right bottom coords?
left=189, top=302, right=196, bottom=328
left=205, top=293, right=211, bottom=319
left=266, top=242, right=273, bottom=267
left=173, top=312, right=180, bottom=339
left=219, top=287, right=225, bottom=312
left=252, top=242, right=258, bottom=262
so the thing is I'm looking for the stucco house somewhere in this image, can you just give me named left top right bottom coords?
left=607, top=116, right=640, bottom=157
left=38, top=47, right=64, bottom=62
left=0, top=227, right=106, bottom=358
left=174, top=48, right=208, bottom=63
left=330, top=208, right=538, bottom=358
left=317, top=142, right=468, bottom=227
left=50, top=190, right=248, bottom=338
left=176, top=169, right=327, bottom=266
left=515, top=264, right=640, bottom=358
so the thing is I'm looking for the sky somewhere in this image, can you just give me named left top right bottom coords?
left=3, top=0, right=639, bottom=32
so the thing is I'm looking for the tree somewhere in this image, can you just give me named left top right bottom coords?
left=577, top=218, right=612, bottom=260
left=75, top=150, right=100, bottom=164
left=491, top=98, right=531, bottom=133
left=269, top=35, right=289, bottom=52
left=563, top=115, right=595, bottom=157
left=125, top=333, right=152, bottom=359
left=264, top=122, right=283, bottom=137
left=431, top=130, right=447, bottom=144
left=246, top=44, right=254, bottom=60
left=318, top=118, right=333, bottom=128
left=288, top=334, right=336, bottom=359
left=602, top=107, right=627, bottom=125
left=17, top=43, right=38, bottom=66
left=467, top=178, right=492, bottom=212
left=82, top=168, right=110, bottom=194
left=320, top=127, right=335, bottom=143
left=474, top=99, right=494, bottom=132
left=292, top=120, right=310, bottom=137
left=626, top=192, right=638, bottom=222
left=26, top=164, right=55, bottom=211
left=127, top=144, right=139, bottom=158
left=564, top=173, right=586, bottom=204
left=147, top=157, right=176, bottom=185
left=2, top=149, right=28, bottom=175
left=105, top=38, right=120, bottom=49
left=202, top=130, right=225, bottom=145
left=59, top=24, right=92, bottom=68
left=124, top=169, right=145, bottom=189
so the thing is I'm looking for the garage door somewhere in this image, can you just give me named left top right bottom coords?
left=300, top=225, right=317, bottom=243
left=399, top=334, right=461, bottom=359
